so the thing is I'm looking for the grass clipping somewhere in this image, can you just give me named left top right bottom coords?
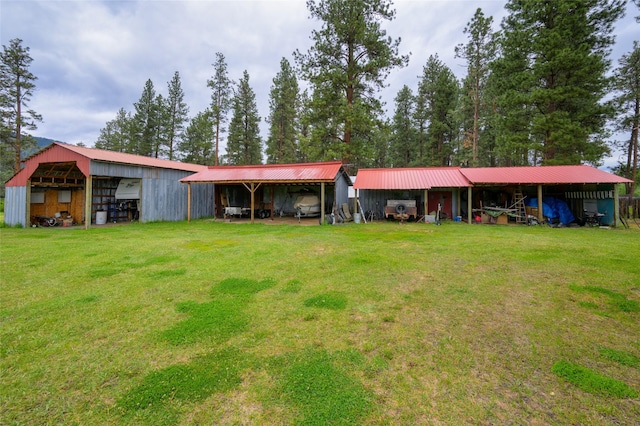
left=552, top=360, right=638, bottom=398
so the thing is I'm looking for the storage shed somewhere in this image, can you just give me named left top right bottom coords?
left=181, top=161, right=352, bottom=224
left=459, top=165, right=632, bottom=227
left=354, top=167, right=471, bottom=222
left=4, top=142, right=215, bottom=228
left=354, top=165, right=632, bottom=227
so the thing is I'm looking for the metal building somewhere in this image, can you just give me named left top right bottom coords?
left=181, top=161, right=352, bottom=224
left=4, top=142, right=215, bottom=228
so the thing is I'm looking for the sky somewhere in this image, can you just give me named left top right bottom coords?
left=1, top=0, right=638, bottom=168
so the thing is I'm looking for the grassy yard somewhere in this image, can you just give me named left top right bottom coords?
left=1, top=220, right=639, bottom=425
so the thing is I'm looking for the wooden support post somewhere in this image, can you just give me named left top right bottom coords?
left=321, top=182, right=325, bottom=225
left=250, top=182, right=255, bottom=223
left=537, top=184, right=543, bottom=223
left=84, top=175, right=93, bottom=230
left=25, top=179, right=31, bottom=227
left=614, top=184, right=620, bottom=228
left=270, top=186, right=274, bottom=220
left=424, top=189, right=429, bottom=223
left=467, top=186, right=473, bottom=224
left=187, top=183, right=192, bottom=222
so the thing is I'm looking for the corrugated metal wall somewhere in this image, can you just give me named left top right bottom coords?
left=89, top=162, right=215, bottom=223
left=4, top=186, right=27, bottom=227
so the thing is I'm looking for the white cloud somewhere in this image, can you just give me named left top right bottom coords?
left=1, top=0, right=636, bottom=163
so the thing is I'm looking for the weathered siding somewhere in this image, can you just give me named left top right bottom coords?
left=4, top=186, right=27, bottom=227
left=88, top=162, right=215, bottom=223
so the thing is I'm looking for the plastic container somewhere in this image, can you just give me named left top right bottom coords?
left=354, top=213, right=361, bottom=224
left=96, top=211, right=107, bottom=225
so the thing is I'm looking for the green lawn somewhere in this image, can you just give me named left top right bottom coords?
left=1, top=221, right=639, bottom=425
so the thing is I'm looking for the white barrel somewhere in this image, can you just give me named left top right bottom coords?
left=354, top=213, right=361, bottom=224
left=95, top=211, right=107, bottom=225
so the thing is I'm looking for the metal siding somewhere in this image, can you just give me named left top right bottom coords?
left=335, top=174, right=350, bottom=207
left=5, top=186, right=27, bottom=227
left=190, top=183, right=216, bottom=219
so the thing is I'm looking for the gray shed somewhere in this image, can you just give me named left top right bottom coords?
left=4, top=142, right=215, bottom=228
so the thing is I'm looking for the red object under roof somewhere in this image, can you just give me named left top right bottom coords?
left=181, top=161, right=347, bottom=183
left=459, top=165, right=631, bottom=185
left=353, top=167, right=470, bottom=190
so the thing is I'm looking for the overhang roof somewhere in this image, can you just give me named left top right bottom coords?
left=181, top=161, right=350, bottom=184
left=353, top=167, right=470, bottom=190
left=459, top=165, right=632, bottom=185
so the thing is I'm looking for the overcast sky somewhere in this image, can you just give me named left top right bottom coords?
left=2, top=0, right=638, bottom=167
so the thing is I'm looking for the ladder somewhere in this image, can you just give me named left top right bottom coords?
left=513, top=190, right=527, bottom=224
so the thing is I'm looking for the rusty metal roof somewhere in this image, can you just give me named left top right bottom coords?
left=181, top=161, right=348, bottom=184
left=353, top=167, right=470, bottom=190
left=459, top=165, right=632, bottom=185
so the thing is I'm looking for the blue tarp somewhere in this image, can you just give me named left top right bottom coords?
left=525, top=196, right=575, bottom=225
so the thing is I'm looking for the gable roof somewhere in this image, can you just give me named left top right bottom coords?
left=354, top=167, right=470, bottom=190
left=50, top=142, right=206, bottom=172
left=181, top=161, right=350, bottom=184
left=6, top=142, right=207, bottom=187
left=459, top=165, right=632, bottom=185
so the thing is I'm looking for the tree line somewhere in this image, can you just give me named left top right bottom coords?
left=2, top=0, right=639, bottom=196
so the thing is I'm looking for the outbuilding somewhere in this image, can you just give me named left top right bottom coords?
left=181, top=161, right=352, bottom=224
left=4, top=142, right=215, bottom=228
left=355, top=165, right=632, bottom=227
left=353, top=167, right=471, bottom=222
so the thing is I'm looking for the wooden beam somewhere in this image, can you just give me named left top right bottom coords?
left=320, top=182, right=325, bottom=224
left=537, top=184, right=543, bottom=223
left=25, top=179, right=31, bottom=226
left=250, top=182, right=255, bottom=223
left=614, top=184, right=620, bottom=227
left=467, top=187, right=473, bottom=224
left=424, top=189, right=428, bottom=223
left=84, top=175, right=93, bottom=230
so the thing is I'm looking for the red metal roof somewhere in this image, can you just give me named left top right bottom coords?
left=353, top=167, right=470, bottom=190
left=459, top=165, right=632, bottom=185
left=6, top=142, right=206, bottom=187
left=181, top=161, right=347, bottom=183
left=56, top=142, right=206, bottom=172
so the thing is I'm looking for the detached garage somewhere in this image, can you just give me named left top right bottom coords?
left=4, top=142, right=215, bottom=228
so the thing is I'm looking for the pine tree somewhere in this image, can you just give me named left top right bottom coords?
left=415, top=55, right=459, bottom=166
left=95, top=108, right=132, bottom=152
left=164, top=71, right=189, bottom=160
left=207, top=53, right=232, bottom=166
left=226, top=71, right=262, bottom=165
left=389, top=85, right=417, bottom=167
left=0, top=38, right=41, bottom=174
left=612, top=41, right=640, bottom=198
left=178, top=110, right=215, bottom=165
left=294, top=0, right=408, bottom=164
left=131, top=79, right=160, bottom=156
left=266, top=58, right=299, bottom=164
left=493, top=0, right=625, bottom=165
left=455, top=8, right=498, bottom=167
